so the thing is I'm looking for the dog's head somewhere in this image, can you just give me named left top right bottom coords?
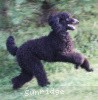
left=58, top=12, right=79, bottom=31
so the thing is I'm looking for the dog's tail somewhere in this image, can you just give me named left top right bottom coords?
left=6, top=36, right=18, bottom=56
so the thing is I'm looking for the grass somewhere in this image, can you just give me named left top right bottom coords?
left=0, top=61, right=98, bottom=100
left=0, top=0, right=98, bottom=100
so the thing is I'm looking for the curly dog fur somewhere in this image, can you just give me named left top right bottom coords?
left=6, top=12, right=93, bottom=89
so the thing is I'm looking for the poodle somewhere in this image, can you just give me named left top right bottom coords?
left=6, top=12, right=93, bottom=90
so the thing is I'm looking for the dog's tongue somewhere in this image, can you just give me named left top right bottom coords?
left=68, top=24, right=75, bottom=30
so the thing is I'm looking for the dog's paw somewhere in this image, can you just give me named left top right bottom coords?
left=39, top=81, right=50, bottom=87
left=74, top=65, right=79, bottom=69
left=88, top=68, right=94, bottom=72
left=86, top=68, right=94, bottom=72
left=12, top=77, right=23, bottom=90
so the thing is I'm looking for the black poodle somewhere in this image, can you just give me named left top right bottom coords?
left=6, top=12, right=93, bottom=90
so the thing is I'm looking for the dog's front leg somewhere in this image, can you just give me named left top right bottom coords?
left=55, top=52, right=93, bottom=72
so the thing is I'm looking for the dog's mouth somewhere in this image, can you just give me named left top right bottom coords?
left=67, top=18, right=79, bottom=30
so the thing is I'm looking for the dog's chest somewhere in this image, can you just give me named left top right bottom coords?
left=62, top=38, right=74, bottom=53
left=53, top=34, right=74, bottom=53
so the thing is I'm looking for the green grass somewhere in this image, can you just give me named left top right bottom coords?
left=0, top=0, right=98, bottom=100
left=0, top=62, right=98, bottom=100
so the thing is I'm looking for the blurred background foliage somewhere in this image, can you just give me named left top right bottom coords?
left=3, top=0, right=98, bottom=56
left=0, top=0, right=98, bottom=99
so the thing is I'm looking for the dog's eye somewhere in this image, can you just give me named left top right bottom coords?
left=66, top=18, right=69, bottom=21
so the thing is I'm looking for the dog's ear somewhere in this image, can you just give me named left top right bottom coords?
left=48, top=12, right=69, bottom=26
left=57, top=12, right=70, bottom=20
left=48, top=14, right=64, bottom=32
left=48, top=14, right=59, bottom=26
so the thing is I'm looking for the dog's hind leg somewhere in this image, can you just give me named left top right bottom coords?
left=12, top=68, right=34, bottom=89
left=56, top=52, right=93, bottom=72
left=23, top=59, right=50, bottom=87
left=32, top=61, right=50, bottom=87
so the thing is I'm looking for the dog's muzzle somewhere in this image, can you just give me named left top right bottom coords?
left=67, top=18, right=79, bottom=30
left=72, top=18, right=79, bottom=25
